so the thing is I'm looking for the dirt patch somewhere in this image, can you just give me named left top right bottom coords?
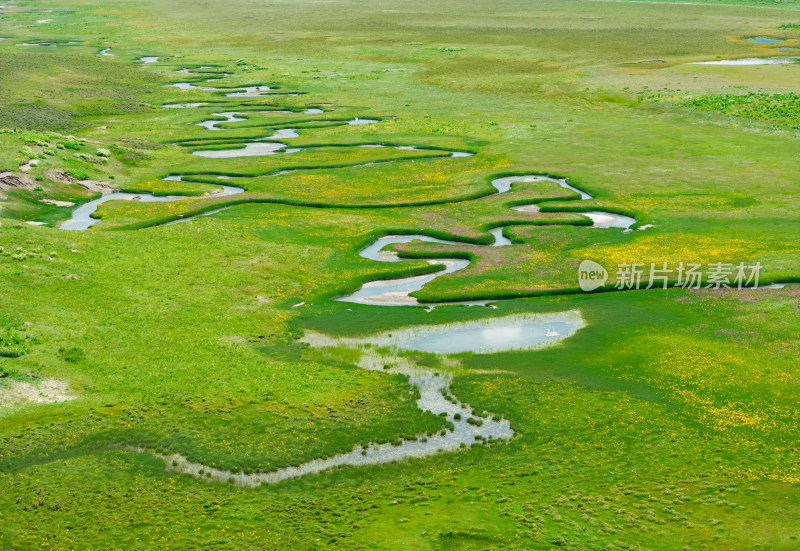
left=19, top=159, right=40, bottom=171
left=40, top=198, right=75, bottom=207
left=0, top=171, right=36, bottom=191
left=0, top=378, right=76, bottom=409
left=45, top=168, right=117, bottom=194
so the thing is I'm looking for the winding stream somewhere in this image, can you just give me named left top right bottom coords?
left=196, top=111, right=246, bottom=130
left=189, top=121, right=385, bottom=158
left=129, top=311, right=583, bottom=487
left=57, top=103, right=636, bottom=304
left=170, top=81, right=275, bottom=97
left=49, top=58, right=790, bottom=488
left=337, top=235, right=471, bottom=306
left=16, top=41, right=80, bottom=46
left=337, top=175, right=639, bottom=306
left=59, top=185, right=244, bottom=231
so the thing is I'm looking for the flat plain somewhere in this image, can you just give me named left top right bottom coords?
left=0, top=0, right=799, bottom=549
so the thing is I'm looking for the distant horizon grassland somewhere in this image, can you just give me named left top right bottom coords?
left=0, top=0, right=799, bottom=549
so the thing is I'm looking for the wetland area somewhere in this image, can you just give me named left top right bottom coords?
left=0, top=0, right=798, bottom=549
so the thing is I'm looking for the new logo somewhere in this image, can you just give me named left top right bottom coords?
left=578, top=259, right=608, bottom=292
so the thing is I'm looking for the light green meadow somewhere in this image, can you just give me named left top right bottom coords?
left=0, top=0, right=799, bottom=549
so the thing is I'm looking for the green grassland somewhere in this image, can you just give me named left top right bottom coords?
left=1, top=0, right=799, bottom=549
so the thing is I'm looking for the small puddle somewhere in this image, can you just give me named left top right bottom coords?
left=140, top=56, right=159, bottom=63
left=581, top=211, right=636, bottom=229
left=348, top=118, right=379, bottom=125
left=338, top=310, right=586, bottom=354
left=171, top=82, right=217, bottom=91
left=747, top=37, right=783, bottom=44
left=270, top=128, right=300, bottom=138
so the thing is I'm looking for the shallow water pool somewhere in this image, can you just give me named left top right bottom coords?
left=357, top=311, right=586, bottom=354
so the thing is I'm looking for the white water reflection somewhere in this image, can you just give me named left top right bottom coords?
left=489, top=227, right=512, bottom=246
left=164, top=102, right=208, bottom=108
left=581, top=211, right=636, bottom=229
left=226, top=85, right=272, bottom=97
left=196, top=112, right=246, bottom=130
left=747, top=37, right=783, bottom=44
left=688, top=57, right=799, bottom=65
left=338, top=234, right=469, bottom=306
left=269, top=128, right=299, bottom=139
left=491, top=175, right=592, bottom=199
left=169, top=82, right=273, bottom=97
left=336, top=310, right=586, bottom=354
left=192, top=142, right=288, bottom=158
left=348, top=118, right=379, bottom=125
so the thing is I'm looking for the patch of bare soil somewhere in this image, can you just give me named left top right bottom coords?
left=19, top=159, right=39, bottom=171
left=0, top=171, right=36, bottom=191
left=0, top=378, right=76, bottom=409
left=45, top=169, right=117, bottom=194
left=40, top=198, right=75, bottom=207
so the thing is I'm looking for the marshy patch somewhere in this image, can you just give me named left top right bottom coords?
left=303, top=310, right=586, bottom=354
left=132, top=323, right=538, bottom=487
